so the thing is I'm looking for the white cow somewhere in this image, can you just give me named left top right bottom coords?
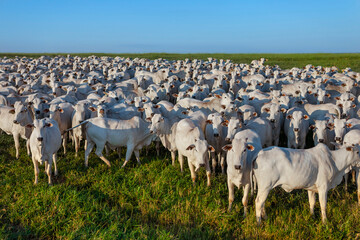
left=28, top=118, right=62, bottom=185
left=284, top=107, right=310, bottom=149
left=175, top=118, right=214, bottom=186
left=222, top=129, right=262, bottom=215
left=254, top=143, right=360, bottom=224
left=82, top=116, right=154, bottom=168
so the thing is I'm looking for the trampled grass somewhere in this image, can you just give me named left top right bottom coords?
left=1, top=133, right=360, bottom=239
left=1, top=53, right=360, bottom=72
left=1, top=53, right=360, bottom=239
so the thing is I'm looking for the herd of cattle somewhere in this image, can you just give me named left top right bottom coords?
left=1, top=55, right=360, bottom=224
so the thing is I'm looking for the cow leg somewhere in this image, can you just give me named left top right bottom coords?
left=344, top=173, right=349, bottom=191
left=84, top=141, right=95, bottom=167
left=53, top=154, right=58, bottom=176
left=84, top=139, right=87, bottom=151
left=356, top=168, right=360, bottom=205
left=211, top=151, right=217, bottom=173
left=205, top=157, right=211, bottom=187
left=104, top=144, right=110, bottom=156
left=318, top=190, right=328, bottom=223
left=220, top=152, right=226, bottom=174
left=255, top=188, right=270, bottom=224
left=26, top=139, right=31, bottom=156
left=178, top=154, right=184, bottom=172
left=134, top=149, right=141, bottom=165
left=352, top=169, right=356, bottom=183
left=171, top=151, right=176, bottom=166
left=308, top=190, right=316, bottom=215
left=122, top=145, right=134, bottom=168
left=13, top=133, right=20, bottom=159
left=74, top=136, right=79, bottom=157
left=187, top=160, right=196, bottom=185
left=156, top=140, right=160, bottom=156
left=32, top=158, right=39, bottom=185
left=46, top=161, right=53, bottom=185
left=227, top=178, right=235, bottom=212
left=242, top=184, right=250, bottom=217
left=62, top=132, right=67, bottom=155
left=94, top=143, right=111, bottom=167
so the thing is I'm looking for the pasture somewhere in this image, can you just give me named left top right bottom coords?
left=1, top=53, right=360, bottom=239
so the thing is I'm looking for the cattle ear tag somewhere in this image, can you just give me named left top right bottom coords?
left=9, top=109, right=15, bottom=114
left=247, top=145, right=254, bottom=151
left=222, top=144, right=232, bottom=151
left=346, top=146, right=353, bottom=152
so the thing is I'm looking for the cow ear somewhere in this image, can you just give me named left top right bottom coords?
left=350, top=97, right=355, bottom=101
left=26, top=123, right=34, bottom=128
left=309, top=125, right=316, bottom=130
left=335, top=97, right=340, bottom=100
left=253, top=112, right=257, bottom=117
left=303, top=115, right=309, bottom=120
left=28, top=101, right=33, bottom=106
left=346, top=123, right=352, bottom=128
left=214, top=94, right=221, bottom=99
left=280, top=108, right=287, bottom=113
left=154, top=105, right=160, bottom=109
left=146, top=117, right=152, bottom=122
left=222, top=144, right=232, bottom=151
left=346, top=146, right=353, bottom=152
left=58, top=108, right=64, bottom=113
left=9, top=109, right=15, bottom=114
left=264, top=108, right=270, bottom=113
left=221, top=121, right=228, bottom=127
left=137, top=107, right=144, bottom=112
left=45, top=122, right=53, bottom=127
left=43, top=108, right=49, bottom=113
left=327, top=122, right=334, bottom=129
left=89, top=107, right=96, bottom=112
left=326, top=93, right=331, bottom=98
left=206, top=120, right=213, bottom=124
left=314, top=93, right=318, bottom=97
left=352, top=104, right=356, bottom=108
left=172, top=93, right=178, bottom=98
left=249, top=97, right=254, bottom=101
left=130, top=100, right=135, bottom=104
left=186, top=144, right=195, bottom=150
left=287, top=115, right=292, bottom=119
left=338, top=104, right=343, bottom=108
left=247, top=144, right=254, bottom=151
left=208, top=145, right=215, bottom=152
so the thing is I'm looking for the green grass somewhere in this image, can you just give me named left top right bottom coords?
left=1, top=133, right=360, bottom=239
left=1, top=53, right=360, bottom=72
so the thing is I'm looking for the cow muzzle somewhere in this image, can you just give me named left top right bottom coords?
left=199, top=163, right=205, bottom=167
left=234, top=165, right=241, bottom=170
left=335, top=137, right=342, bottom=142
left=35, top=110, right=41, bottom=114
left=318, top=139, right=325, bottom=143
left=37, top=137, right=43, bottom=142
left=225, top=138, right=231, bottom=142
left=13, top=120, right=19, bottom=124
left=294, top=128, right=299, bottom=132
left=270, top=119, right=275, bottom=123
left=214, top=133, right=219, bottom=137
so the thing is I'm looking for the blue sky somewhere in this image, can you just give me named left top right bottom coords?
left=0, top=0, right=359, bottom=53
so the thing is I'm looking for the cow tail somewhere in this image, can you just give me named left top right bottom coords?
left=64, top=120, right=89, bottom=133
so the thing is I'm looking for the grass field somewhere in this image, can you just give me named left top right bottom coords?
left=1, top=53, right=360, bottom=72
left=1, top=53, right=360, bottom=239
